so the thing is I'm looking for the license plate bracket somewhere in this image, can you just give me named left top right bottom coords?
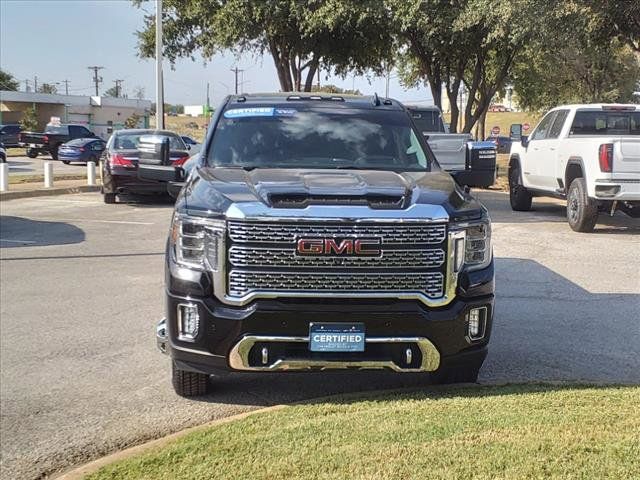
left=309, top=322, right=365, bottom=352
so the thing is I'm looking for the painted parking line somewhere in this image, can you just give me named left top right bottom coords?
left=0, top=238, right=37, bottom=244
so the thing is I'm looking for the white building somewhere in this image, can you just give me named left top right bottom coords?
left=184, top=105, right=205, bottom=117
left=0, top=91, right=152, bottom=139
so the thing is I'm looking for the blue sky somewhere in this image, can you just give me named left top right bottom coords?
left=0, top=0, right=433, bottom=106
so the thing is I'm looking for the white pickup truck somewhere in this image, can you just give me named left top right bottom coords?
left=508, top=104, right=640, bottom=232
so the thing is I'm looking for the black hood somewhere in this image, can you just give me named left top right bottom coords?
left=180, top=167, right=485, bottom=222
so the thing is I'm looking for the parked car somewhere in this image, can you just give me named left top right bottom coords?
left=0, top=124, right=22, bottom=148
left=19, top=124, right=97, bottom=159
left=180, top=135, right=202, bottom=155
left=485, top=135, right=512, bottom=154
left=509, top=103, right=640, bottom=231
left=57, top=138, right=106, bottom=164
left=101, top=129, right=190, bottom=204
left=0, top=142, right=6, bottom=163
left=142, top=93, right=495, bottom=397
left=405, top=105, right=496, bottom=186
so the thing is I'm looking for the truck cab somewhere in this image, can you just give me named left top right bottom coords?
left=143, top=94, right=496, bottom=397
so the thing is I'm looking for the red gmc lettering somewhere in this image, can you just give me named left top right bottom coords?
left=296, top=238, right=324, bottom=254
left=354, top=239, right=381, bottom=255
left=325, top=239, right=354, bottom=255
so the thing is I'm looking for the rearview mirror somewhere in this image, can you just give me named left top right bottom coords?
left=138, top=135, right=171, bottom=165
left=509, top=124, right=522, bottom=141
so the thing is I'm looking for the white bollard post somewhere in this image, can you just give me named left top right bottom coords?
left=44, top=161, right=54, bottom=188
left=87, top=161, right=96, bottom=186
left=0, top=162, right=8, bottom=192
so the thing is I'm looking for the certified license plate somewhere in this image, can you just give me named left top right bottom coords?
left=309, top=323, right=365, bottom=352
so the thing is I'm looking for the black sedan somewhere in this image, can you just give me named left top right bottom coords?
left=101, top=129, right=190, bottom=204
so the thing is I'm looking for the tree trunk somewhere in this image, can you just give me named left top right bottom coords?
left=268, top=38, right=293, bottom=92
left=303, top=57, right=319, bottom=92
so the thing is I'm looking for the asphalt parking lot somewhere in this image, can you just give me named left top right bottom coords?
left=1, top=191, right=639, bottom=479
left=5, top=154, right=89, bottom=176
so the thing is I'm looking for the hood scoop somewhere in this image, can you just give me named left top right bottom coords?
left=268, top=193, right=405, bottom=209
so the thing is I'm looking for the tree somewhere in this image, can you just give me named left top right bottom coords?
left=511, top=4, right=640, bottom=111
left=311, top=84, right=362, bottom=95
left=134, top=0, right=394, bottom=92
left=0, top=69, right=19, bottom=91
left=133, top=85, right=146, bottom=100
left=583, top=0, right=640, bottom=53
left=38, top=83, right=57, bottom=94
left=20, top=106, right=38, bottom=131
left=392, top=0, right=555, bottom=133
left=104, top=85, right=120, bottom=97
left=124, top=113, right=141, bottom=129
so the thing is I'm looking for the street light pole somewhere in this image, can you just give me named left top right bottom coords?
left=155, top=0, right=164, bottom=129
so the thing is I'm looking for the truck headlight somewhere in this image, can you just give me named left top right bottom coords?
left=170, top=214, right=225, bottom=271
left=453, top=219, right=492, bottom=272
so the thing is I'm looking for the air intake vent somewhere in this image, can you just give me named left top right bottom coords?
left=269, top=194, right=404, bottom=209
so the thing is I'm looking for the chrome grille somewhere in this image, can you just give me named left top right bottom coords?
left=229, top=246, right=445, bottom=268
left=228, top=271, right=444, bottom=298
left=228, top=221, right=447, bottom=244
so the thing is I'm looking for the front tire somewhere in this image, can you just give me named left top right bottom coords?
left=51, top=145, right=60, bottom=160
left=103, top=193, right=116, bottom=204
left=172, top=363, right=210, bottom=397
left=509, top=162, right=532, bottom=211
left=62, top=160, right=70, bottom=165
left=567, top=177, right=598, bottom=232
left=26, top=148, right=38, bottom=158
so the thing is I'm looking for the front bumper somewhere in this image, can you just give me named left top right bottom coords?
left=157, top=260, right=494, bottom=375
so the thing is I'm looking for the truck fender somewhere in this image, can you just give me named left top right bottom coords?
left=508, top=154, right=523, bottom=184
left=564, top=157, right=586, bottom=194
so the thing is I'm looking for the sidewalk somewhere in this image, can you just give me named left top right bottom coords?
left=0, top=179, right=100, bottom=201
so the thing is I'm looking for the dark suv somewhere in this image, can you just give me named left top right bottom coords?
left=146, top=94, right=495, bottom=396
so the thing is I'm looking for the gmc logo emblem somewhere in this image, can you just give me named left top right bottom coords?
left=296, top=238, right=381, bottom=257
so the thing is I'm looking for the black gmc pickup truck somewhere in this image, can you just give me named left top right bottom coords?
left=20, top=123, right=97, bottom=160
left=143, top=94, right=496, bottom=397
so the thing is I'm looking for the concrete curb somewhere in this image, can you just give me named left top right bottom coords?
left=53, top=405, right=288, bottom=480
left=0, top=185, right=100, bottom=201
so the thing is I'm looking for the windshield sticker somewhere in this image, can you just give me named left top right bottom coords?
left=224, top=107, right=297, bottom=119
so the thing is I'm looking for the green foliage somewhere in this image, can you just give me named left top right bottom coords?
left=104, top=86, right=120, bottom=97
left=512, top=4, right=640, bottom=111
left=124, top=113, right=141, bottom=129
left=133, top=0, right=394, bottom=92
left=37, top=83, right=57, bottom=94
left=0, top=69, right=20, bottom=91
left=20, top=107, right=38, bottom=132
left=311, top=84, right=362, bottom=95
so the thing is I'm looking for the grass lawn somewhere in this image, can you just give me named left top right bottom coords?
left=86, top=384, right=639, bottom=480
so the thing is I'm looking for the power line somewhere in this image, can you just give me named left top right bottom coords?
left=87, top=66, right=104, bottom=96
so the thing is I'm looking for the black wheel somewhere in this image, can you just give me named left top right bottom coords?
left=509, top=162, right=532, bottom=211
left=432, top=362, right=481, bottom=384
left=51, top=145, right=60, bottom=160
left=172, top=363, right=210, bottom=397
left=103, top=193, right=116, bottom=204
left=26, top=148, right=38, bottom=158
left=62, top=160, right=70, bottom=165
left=0, top=154, right=6, bottom=163
left=567, top=177, right=598, bottom=232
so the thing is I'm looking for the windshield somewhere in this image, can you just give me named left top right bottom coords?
left=207, top=106, right=432, bottom=171
left=409, top=109, right=445, bottom=133
left=112, top=132, right=186, bottom=150
left=64, top=138, right=91, bottom=146
left=570, top=110, right=640, bottom=136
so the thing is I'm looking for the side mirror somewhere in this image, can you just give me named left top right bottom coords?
left=520, top=135, right=529, bottom=147
left=186, top=144, right=191, bottom=151
left=509, top=124, right=522, bottom=141
left=452, top=141, right=497, bottom=189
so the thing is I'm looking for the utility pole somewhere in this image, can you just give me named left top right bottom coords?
left=114, top=79, right=124, bottom=98
left=155, top=0, right=164, bottom=129
left=385, top=70, right=390, bottom=98
left=231, top=67, right=244, bottom=94
left=34, top=75, right=38, bottom=92
left=206, top=82, right=210, bottom=113
left=24, top=79, right=31, bottom=92
left=62, top=79, right=70, bottom=95
left=87, top=66, right=104, bottom=96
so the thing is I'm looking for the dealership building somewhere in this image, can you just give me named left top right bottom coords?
left=0, top=90, right=152, bottom=139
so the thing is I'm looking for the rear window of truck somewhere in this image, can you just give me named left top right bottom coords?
left=570, top=110, right=640, bottom=136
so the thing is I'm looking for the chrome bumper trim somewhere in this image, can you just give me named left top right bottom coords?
left=228, top=335, right=441, bottom=372
left=156, top=318, right=168, bottom=354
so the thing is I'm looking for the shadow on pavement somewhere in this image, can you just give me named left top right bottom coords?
left=0, top=216, right=85, bottom=248
left=184, top=256, right=639, bottom=407
left=476, top=190, right=640, bottom=233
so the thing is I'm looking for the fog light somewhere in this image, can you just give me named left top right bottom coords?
left=177, top=303, right=199, bottom=342
left=467, top=307, right=487, bottom=341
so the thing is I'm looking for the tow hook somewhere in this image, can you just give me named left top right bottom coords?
left=156, top=318, right=168, bottom=354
